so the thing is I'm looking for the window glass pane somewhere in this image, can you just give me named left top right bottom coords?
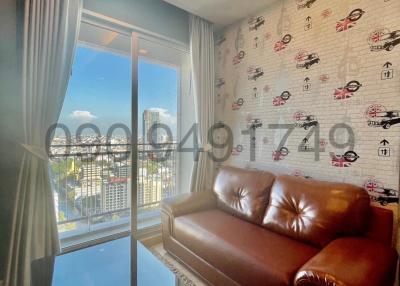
left=137, top=38, right=188, bottom=229
left=50, top=22, right=131, bottom=247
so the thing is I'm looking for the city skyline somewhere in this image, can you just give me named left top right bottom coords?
left=51, top=109, right=176, bottom=146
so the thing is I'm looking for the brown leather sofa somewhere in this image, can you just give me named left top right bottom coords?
left=161, top=166, right=398, bottom=286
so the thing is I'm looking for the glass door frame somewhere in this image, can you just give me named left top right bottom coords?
left=79, top=8, right=189, bottom=243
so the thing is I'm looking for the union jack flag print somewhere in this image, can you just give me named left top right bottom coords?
left=232, top=102, right=241, bottom=110
left=274, top=41, right=287, bottom=52
left=273, top=96, right=286, bottom=106
left=274, top=34, right=292, bottom=52
left=336, top=9, right=365, bottom=33
left=321, top=9, right=332, bottom=19
left=363, top=177, right=384, bottom=192
left=333, top=88, right=353, bottom=100
left=336, top=18, right=356, bottom=32
left=369, top=30, right=386, bottom=43
left=330, top=153, right=352, bottom=167
left=365, top=104, right=386, bottom=119
left=272, top=151, right=285, bottom=161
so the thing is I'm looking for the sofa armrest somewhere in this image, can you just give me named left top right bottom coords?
left=294, top=238, right=398, bottom=286
left=161, top=191, right=217, bottom=218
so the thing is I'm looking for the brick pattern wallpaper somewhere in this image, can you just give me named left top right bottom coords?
left=215, top=0, right=400, bottom=244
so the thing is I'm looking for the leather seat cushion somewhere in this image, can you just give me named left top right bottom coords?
left=173, top=209, right=319, bottom=286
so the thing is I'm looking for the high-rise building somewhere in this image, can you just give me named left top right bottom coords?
left=81, top=164, right=102, bottom=178
left=114, top=164, right=131, bottom=178
left=142, top=110, right=160, bottom=144
left=103, top=178, right=130, bottom=212
left=137, top=174, right=162, bottom=210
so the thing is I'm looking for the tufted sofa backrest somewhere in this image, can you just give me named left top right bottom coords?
left=262, top=175, right=371, bottom=247
left=213, top=167, right=374, bottom=248
left=213, top=166, right=275, bottom=225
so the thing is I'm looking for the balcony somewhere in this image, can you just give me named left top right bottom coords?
left=49, top=142, right=177, bottom=249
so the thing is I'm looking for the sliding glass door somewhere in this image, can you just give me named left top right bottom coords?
left=135, top=37, right=189, bottom=231
left=50, top=15, right=190, bottom=250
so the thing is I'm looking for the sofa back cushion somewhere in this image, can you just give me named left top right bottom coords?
left=262, top=175, right=371, bottom=247
left=213, top=166, right=275, bottom=225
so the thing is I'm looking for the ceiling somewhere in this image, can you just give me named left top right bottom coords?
left=162, top=0, right=279, bottom=30
left=78, top=22, right=186, bottom=66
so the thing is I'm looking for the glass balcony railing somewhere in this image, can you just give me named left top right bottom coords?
left=49, top=143, right=177, bottom=245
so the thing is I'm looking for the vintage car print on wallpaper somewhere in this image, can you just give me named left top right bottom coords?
left=368, top=28, right=400, bottom=52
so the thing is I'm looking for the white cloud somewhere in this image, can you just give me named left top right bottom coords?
left=69, top=110, right=97, bottom=122
left=148, top=107, right=177, bottom=126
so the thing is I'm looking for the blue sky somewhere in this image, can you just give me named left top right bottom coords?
left=58, top=45, right=178, bottom=138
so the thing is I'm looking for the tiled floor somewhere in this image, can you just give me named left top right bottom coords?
left=151, top=244, right=207, bottom=286
left=32, top=237, right=182, bottom=286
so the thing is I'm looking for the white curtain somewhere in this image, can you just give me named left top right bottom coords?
left=5, top=0, right=82, bottom=285
left=189, top=15, right=215, bottom=193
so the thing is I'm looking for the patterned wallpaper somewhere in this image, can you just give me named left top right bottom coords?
left=215, top=0, right=400, bottom=244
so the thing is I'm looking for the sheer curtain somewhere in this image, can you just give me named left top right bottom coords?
left=5, top=0, right=82, bottom=285
left=189, top=15, right=215, bottom=193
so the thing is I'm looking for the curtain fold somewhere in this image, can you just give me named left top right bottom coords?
left=5, top=1, right=82, bottom=285
left=189, top=15, right=215, bottom=193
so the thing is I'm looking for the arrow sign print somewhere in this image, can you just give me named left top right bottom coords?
left=380, top=139, right=390, bottom=146
left=383, top=62, right=392, bottom=68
